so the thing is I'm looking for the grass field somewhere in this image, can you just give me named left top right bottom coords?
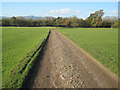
left=2, top=27, right=49, bottom=88
left=58, top=28, right=118, bottom=74
left=2, top=27, right=118, bottom=88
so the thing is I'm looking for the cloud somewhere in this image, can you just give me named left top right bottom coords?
left=109, top=10, right=118, bottom=15
left=45, top=8, right=81, bottom=15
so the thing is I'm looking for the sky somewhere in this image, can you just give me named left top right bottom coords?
left=1, top=0, right=119, bottom=2
left=1, top=2, right=118, bottom=19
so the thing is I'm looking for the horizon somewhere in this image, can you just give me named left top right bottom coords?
left=1, top=15, right=118, bottom=20
left=1, top=2, right=118, bottom=19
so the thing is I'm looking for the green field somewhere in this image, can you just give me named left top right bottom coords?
left=58, top=28, right=118, bottom=74
left=2, top=27, right=49, bottom=88
left=2, top=27, right=118, bottom=88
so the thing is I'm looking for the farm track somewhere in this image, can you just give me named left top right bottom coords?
left=23, top=29, right=118, bottom=88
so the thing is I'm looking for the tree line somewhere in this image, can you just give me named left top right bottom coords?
left=1, top=10, right=119, bottom=28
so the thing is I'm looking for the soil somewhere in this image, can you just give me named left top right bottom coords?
left=23, top=29, right=118, bottom=88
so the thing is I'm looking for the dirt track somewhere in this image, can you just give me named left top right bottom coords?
left=24, top=29, right=118, bottom=88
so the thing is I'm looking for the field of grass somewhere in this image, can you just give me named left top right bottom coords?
left=2, top=27, right=118, bottom=88
left=58, top=28, right=118, bottom=74
left=2, top=27, right=49, bottom=88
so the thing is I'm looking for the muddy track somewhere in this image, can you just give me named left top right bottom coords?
left=23, top=29, right=118, bottom=88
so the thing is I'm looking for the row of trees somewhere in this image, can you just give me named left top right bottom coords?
left=1, top=10, right=119, bottom=28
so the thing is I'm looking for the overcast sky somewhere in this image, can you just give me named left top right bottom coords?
left=1, top=2, right=118, bottom=19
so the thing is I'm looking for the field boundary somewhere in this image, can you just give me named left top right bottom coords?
left=3, top=30, right=51, bottom=88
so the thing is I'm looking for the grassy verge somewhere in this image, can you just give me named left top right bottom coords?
left=2, top=27, right=49, bottom=88
left=58, top=28, right=118, bottom=75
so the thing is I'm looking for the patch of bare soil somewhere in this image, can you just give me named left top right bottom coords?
left=23, top=29, right=118, bottom=88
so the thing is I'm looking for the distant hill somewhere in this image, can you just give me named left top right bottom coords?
left=103, top=16, right=118, bottom=21
left=22, top=16, right=45, bottom=19
left=0, top=16, right=55, bottom=20
left=0, top=16, right=10, bottom=19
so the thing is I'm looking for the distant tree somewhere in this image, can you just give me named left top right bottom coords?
left=112, top=20, right=118, bottom=28
left=86, top=13, right=95, bottom=26
left=63, top=18, right=71, bottom=28
left=0, top=19, right=2, bottom=26
left=119, top=19, right=120, bottom=28
left=102, top=19, right=112, bottom=28
left=83, top=20, right=91, bottom=27
left=16, top=17, right=25, bottom=20
left=2, top=18, right=10, bottom=26
left=91, top=16, right=102, bottom=27
left=44, top=19, right=49, bottom=26
left=10, top=16, right=17, bottom=26
left=70, top=16, right=79, bottom=28
left=2, top=10, right=117, bottom=28
left=39, top=20, right=45, bottom=26
left=86, top=9, right=104, bottom=27
left=95, top=9, right=104, bottom=17
left=15, top=18, right=27, bottom=27
left=78, top=19, right=84, bottom=27
left=55, top=17, right=64, bottom=27
left=26, top=19, right=34, bottom=27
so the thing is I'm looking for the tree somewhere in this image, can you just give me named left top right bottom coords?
left=0, top=19, right=2, bottom=26
left=86, top=13, right=95, bottom=24
left=91, top=16, right=102, bottom=27
left=55, top=17, right=64, bottom=27
left=95, top=9, right=104, bottom=17
left=63, top=18, right=70, bottom=28
left=2, top=18, right=10, bottom=26
left=10, top=16, right=17, bottom=26
left=78, top=18, right=84, bottom=27
left=102, top=19, right=112, bottom=28
left=112, top=20, right=118, bottom=28
left=86, top=9, right=104, bottom=27
left=15, top=18, right=27, bottom=27
left=70, top=16, right=79, bottom=28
